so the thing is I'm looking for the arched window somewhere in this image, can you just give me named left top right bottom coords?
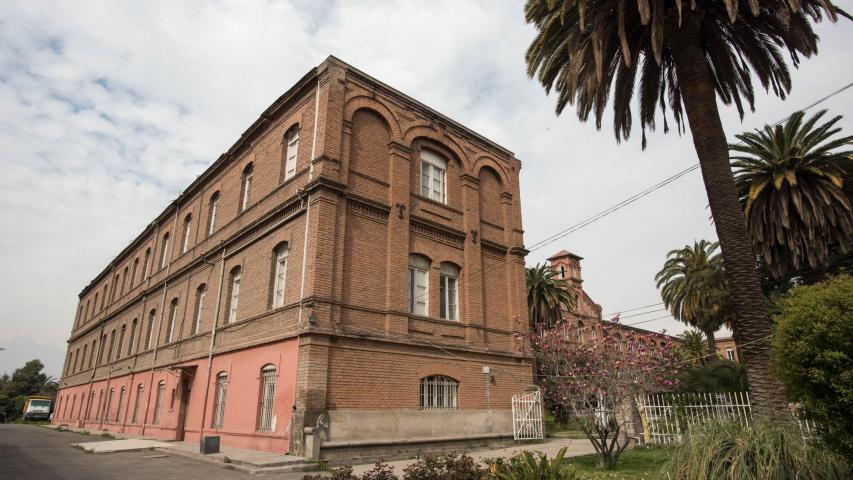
left=95, top=389, right=103, bottom=420
left=192, top=284, right=206, bottom=335
left=82, top=344, right=88, bottom=371
left=207, top=192, right=220, bottom=236
left=127, top=319, right=137, bottom=356
left=142, top=248, right=151, bottom=281
left=65, top=351, right=73, bottom=376
left=577, top=321, right=585, bottom=343
left=283, top=126, right=299, bottom=181
left=153, top=381, right=166, bottom=424
left=107, top=329, right=116, bottom=363
left=439, top=262, right=459, bottom=321
left=93, top=292, right=99, bottom=313
left=559, top=265, right=566, bottom=279
left=132, top=384, right=144, bottom=423
left=240, top=163, right=253, bottom=212
left=145, top=309, right=156, bottom=350
left=98, top=333, right=107, bottom=364
left=111, top=274, right=119, bottom=302
left=78, top=393, right=85, bottom=419
left=117, top=325, right=126, bottom=360
left=89, top=339, right=96, bottom=369
left=105, top=388, right=114, bottom=422
left=181, top=213, right=192, bottom=254
left=408, top=255, right=430, bottom=316
left=213, top=372, right=228, bottom=429
left=420, top=150, right=447, bottom=203
left=87, top=390, right=95, bottom=420
left=85, top=299, right=91, bottom=321
left=116, top=386, right=126, bottom=422
left=159, top=232, right=170, bottom=269
left=130, top=257, right=139, bottom=288
left=74, top=347, right=80, bottom=373
left=121, top=266, right=129, bottom=296
left=226, top=266, right=242, bottom=324
left=257, top=364, right=276, bottom=432
left=271, top=244, right=288, bottom=309
left=166, top=298, right=179, bottom=344
left=420, top=376, right=458, bottom=410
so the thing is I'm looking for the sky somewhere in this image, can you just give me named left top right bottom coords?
left=1, top=1, right=851, bottom=378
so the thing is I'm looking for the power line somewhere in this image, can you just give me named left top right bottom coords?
left=603, top=302, right=664, bottom=317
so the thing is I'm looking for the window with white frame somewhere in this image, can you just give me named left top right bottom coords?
left=181, top=214, right=192, bottom=254
left=227, top=267, right=241, bottom=324
left=284, top=127, right=299, bottom=181
left=208, top=192, right=220, bottom=236
left=166, top=298, right=178, bottom=344
left=145, top=309, right=156, bottom=350
left=192, top=284, right=206, bottom=335
left=127, top=319, right=137, bottom=356
left=153, top=381, right=165, bottom=424
left=213, top=373, right=228, bottom=429
left=272, top=244, right=288, bottom=308
left=439, top=262, right=459, bottom=321
left=257, top=365, right=276, bottom=432
left=132, top=384, right=144, bottom=423
left=241, top=164, right=253, bottom=212
left=577, top=322, right=584, bottom=343
left=408, top=255, right=429, bottom=316
left=420, top=150, right=447, bottom=203
left=160, top=232, right=170, bottom=269
left=117, top=325, right=125, bottom=360
left=420, top=376, right=458, bottom=410
left=130, top=258, right=139, bottom=288
left=726, top=348, right=735, bottom=361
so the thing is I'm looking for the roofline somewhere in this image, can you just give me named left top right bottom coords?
left=548, top=251, right=583, bottom=261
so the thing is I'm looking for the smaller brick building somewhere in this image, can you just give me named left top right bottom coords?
left=715, top=337, right=739, bottom=362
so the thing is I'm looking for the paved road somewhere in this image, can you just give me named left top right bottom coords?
left=0, top=424, right=304, bottom=480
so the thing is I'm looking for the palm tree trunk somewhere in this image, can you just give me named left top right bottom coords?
left=703, top=329, right=718, bottom=359
left=670, top=17, right=787, bottom=419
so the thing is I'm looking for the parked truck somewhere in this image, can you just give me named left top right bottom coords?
left=21, top=396, right=53, bottom=421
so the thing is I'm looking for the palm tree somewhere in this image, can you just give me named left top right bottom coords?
left=731, top=109, right=853, bottom=282
left=526, top=263, right=575, bottom=330
left=656, top=241, right=733, bottom=357
left=677, top=329, right=710, bottom=366
left=524, top=0, right=848, bottom=417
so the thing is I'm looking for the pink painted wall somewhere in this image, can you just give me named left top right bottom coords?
left=53, top=338, right=299, bottom=453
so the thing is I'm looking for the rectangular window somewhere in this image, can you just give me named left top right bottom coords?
left=272, top=248, right=287, bottom=308
left=439, top=264, right=459, bottom=321
left=213, top=375, right=228, bottom=429
left=153, top=382, right=166, bottom=424
left=132, top=385, right=144, bottom=423
left=420, top=376, right=458, bottom=411
left=284, top=129, right=299, bottom=181
left=228, top=272, right=241, bottom=324
left=420, top=151, right=447, bottom=203
left=409, top=267, right=428, bottom=315
left=726, top=348, right=735, bottom=361
left=257, top=368, right=276, bottom=432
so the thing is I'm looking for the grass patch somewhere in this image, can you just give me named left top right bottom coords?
left=100, top=432, right=115, bottom=439
left=544, top=412, right=587, bottom=439
left=563, top=447, right=672, bottom=479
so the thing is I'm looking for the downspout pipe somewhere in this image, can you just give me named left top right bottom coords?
left=198, top=248, right=226, bottom=438
left=297, top=73, right=321, bottom=326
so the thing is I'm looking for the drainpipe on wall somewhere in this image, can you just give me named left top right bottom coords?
left=141, top=200, right=180, bottom=437
left=82, top=322, right=106, bottom=428
left=198, top=248, right=226, bottom=439
left=296, top=74, right=321, bottom=327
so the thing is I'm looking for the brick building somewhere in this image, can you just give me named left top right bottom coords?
left=52, top=57, right=532, bottom=459
left=716, top=337, right=739, bottom=362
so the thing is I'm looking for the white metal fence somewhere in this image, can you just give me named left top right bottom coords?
left=636, top=392, right=752, bottom=445
left=636, top=392, right=819, bottom=445
left=512, top=389, right=544, bottom=441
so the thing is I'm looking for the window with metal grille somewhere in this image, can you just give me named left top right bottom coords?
left=420, top=376, right=458, bottom=411
left=153, top=381, right=166, bottom=424
left=257, top=365, right=276, bottom=432
left=132, top=384, right=144, bottom=423
left=213, top=373, right=228, bottom=429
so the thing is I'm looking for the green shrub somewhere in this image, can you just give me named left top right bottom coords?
left=772, top=275, right=853, bottom=460
left=489, top=448, right=574, bottom=480
left=302, top=463, right=398, bottom=480
left=403, top=453, right=486, bottom=480
left=661, top=420, right=851, bottom=479
left=677, top=359, right=749, bottom=393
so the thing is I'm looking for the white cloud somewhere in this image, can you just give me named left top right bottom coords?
left=1, top=1, right=851, bottom=376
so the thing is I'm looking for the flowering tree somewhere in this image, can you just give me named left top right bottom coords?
left=528, top=319, right=681, bottom=468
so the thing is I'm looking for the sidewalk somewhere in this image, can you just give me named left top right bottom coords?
left=349, top=437, right=596, bottom=475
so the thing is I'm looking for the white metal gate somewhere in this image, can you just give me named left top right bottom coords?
left=512, top=389, right=544, bottom=440
left=636, top=392, right=751, bottom=445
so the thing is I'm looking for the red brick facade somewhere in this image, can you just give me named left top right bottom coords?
left=53, top=57, right=533, bottom=456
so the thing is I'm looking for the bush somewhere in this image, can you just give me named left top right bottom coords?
left=661, top=420, right=851, bottom=479
left=302, top=463, right=399, bottom=480
left=489, top=448, right=575, bottom=480
left=772, top=275, right=853, bottom=460
left=677, top=359, right=749, bottom=393
left=403, top=453, right=486, bottom=480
